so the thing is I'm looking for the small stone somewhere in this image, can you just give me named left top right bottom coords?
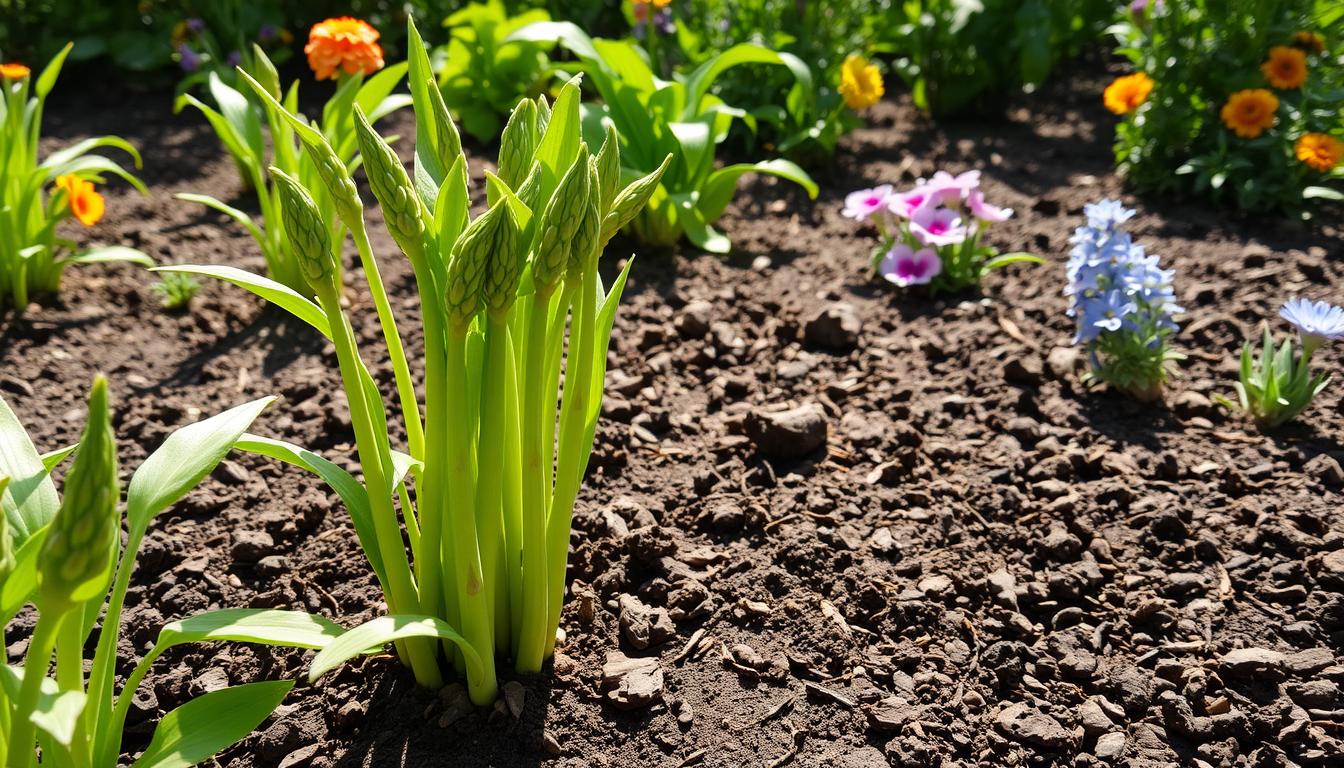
left=601, top=652, right=663, bottom=709
left=502, top=681, right=526, bottom=719
left=618, top=594, right=676, bottom=650
left=334, top=700, right=365, bottom=730
left=865, top=696, right=917, bottom=733
left=745, top=403, right=828, bottom=459
left=1219, top=647, right=1286, bottom=678
left=675, top=300, right=714, bottom=338
left=1094, top=731, right=1126, bottom=761
left=1047, top=346, right=1081, bottom=380
left=995, top=702, right=1074, bottom=748
left=917, top=574, right=953, bottom=598
left=1079, top=698, right=1115, bottom=735
left=230, top=530, right=274, bottom=563
left=278, top=745, right=320, bottom=768
left=804, top=303, right=861, bottom=350
left=1305, top=454, right=1344, bottom=486
left=1003, top=357, right=1043, bottom=386
left=1173, top=391, right=1215, bottom=418
left=1284, top=647, right=1335, bottom=676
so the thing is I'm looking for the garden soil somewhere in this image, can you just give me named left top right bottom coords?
left=3, top=58, right=1342, bottom=768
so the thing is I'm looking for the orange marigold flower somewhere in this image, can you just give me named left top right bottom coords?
left=54, top=175, right=105, bottom=227
left=838, top=54, right=884, bottom=111
left=1261, top=46, right=1307, bottom=89
left=1220, top=89, right=1279, bottom=139
left=1295, top=133, right=1343, bottom=172
left=1103, top=72, right=1153, bottom=115
left=1292, top=31, right=1325, bottom=54
left=0, top=62, right=30, bottom=80
left=305, top=17, right=384, bottom=81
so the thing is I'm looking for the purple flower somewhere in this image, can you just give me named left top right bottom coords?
left=1281, top=298, right=1344, bottom=351
left=909, top=202, right=967, bottom=247
left=967, top=190, right=1012, bottom=223
left=655, top=9, right=675, bottom=35
left=843, top=185, right=894, bottom=220
left=226, top=50, right=243, bottom=68
left=879, top=245, right=942, bottom=287
left=258, top=23, right=279, bottom=43
left=178, top=43, right=201, bottom=73
left=186, top=17, right=205, bottom=33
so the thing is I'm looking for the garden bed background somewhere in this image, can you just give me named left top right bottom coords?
left=2, top=56, right=1342, bottom=767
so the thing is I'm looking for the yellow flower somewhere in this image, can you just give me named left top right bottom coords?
left=838, top=54, right=883, bottom=111
left=1261, top=46, right=1307, bottom=89
left=1220, top=89, right=1279, bottom=139
left=1103, top=72, right=1153, bottom=115
left=1295, top=133, right=1343, bottom=172
left=55, top=175, right=105, bottom=227
left=305, top=17, right=385, bottom=81
left=0, top=62, right=30, bottom=80
left=1292, top=31, right=1325, bottom=55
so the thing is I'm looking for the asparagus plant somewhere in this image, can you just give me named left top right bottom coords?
left=159, top=18, right=667, bottom=706
left=1, top=377, right=340, bottom=767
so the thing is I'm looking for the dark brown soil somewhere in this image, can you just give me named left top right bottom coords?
left=3, top=62, right=1343, bottom=768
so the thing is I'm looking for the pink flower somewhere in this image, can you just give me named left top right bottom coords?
left=922, top=170, right=981, bottom=204
left=843, top=185, right=894, bottom=220
left=967, top=190, right=1013, bottom=223
left=880, top=244, right=942, bottom=287
left=888, top=188, right=930, bottom=218
left=909, top=202, right=968, bottom=247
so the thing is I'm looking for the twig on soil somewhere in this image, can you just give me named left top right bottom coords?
left=751, top=696, right=796, bottom=726
left=766, top=719, right=803, bottom=768
left=672, top=628, right=709, bottom=665
left=676, top=748, right=707, bottom=767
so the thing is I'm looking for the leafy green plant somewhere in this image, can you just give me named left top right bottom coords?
left=433, top=0, right=554, bottom=141
left=0, top=376, right=339, bottom=766
left=0, top=45, right=151, bottom=313
left=1108, top=0, right=1344, bottom=212
left=510, top=21, right=817, bottom=253
left=1218, top=298, right=1343, bottom=426
left=149, top=270, right=201, bottom=311
left=177, top=45, right=410, bottom=293
left=891, top=0, right=1115, bottom=116
left=160, top=19, right=666, bottom=705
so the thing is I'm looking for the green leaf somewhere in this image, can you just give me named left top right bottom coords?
left=151, top=266, right=331, bottom=339
left=153, top=608, right=343, bottom=652
left=40, top=137, right=142, bottom=174
left=982, top=252, right=1046, bottom=271
left=309, top=615, right=481, bottom=683
left=208, top=71, right=264, bottom=165
left=682, top=44, right=805, bottom=117
left=174, top=193, right=265, bottom=245
left=697, top=159, right=817, bottom=223
left=1, top=664, right=87, bottom=746
left=0, top=393, right=60, bottom=546
left=0, top=529, right=47, bottom=622
left=132, top=681, right=294, bottom=768
left=65, top=246, right=154, bottom=268
left=125, top=397, right=275, bottom=535
left=35, top=42, right=73, bottom=99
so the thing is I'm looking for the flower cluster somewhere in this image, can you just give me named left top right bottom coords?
left=171, top=16, right=292, bottom=77
left=305, top=17, right=385, bottom=80
left=1066, top=200, right=1182, bottom=399
left=845, top=170, right=1032, bottom=292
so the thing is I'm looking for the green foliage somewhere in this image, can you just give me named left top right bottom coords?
left=181, top=19, right=663, bottom=705
left=0, top=376, right=335, bottom=766
left=177, top=47, right=410, bottom=291
left=0, top=45, right=152, bottom=313
left=509, top=21, right=818, bottom=253
left=1221, top=325, right=1331, bottom=426
left=892, top=0, right=1116, bottom=116
left=149, top=271, right=201, bottom=311
left=1110, top=0, right=1344, bottom=211
left=433, top=0, right=554, bottom=141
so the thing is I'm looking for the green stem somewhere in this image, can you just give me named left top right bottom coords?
left=445, top=327, right=498, bottom=705
left=9, top=609, right=63, bottom=768
left=319, top=289, right=442, bottom=689
left=502, top=330, right=525, bottom=657
left=545, top=271, right=597, bottom=659
left=515, top=287, right=554, bottom=673
left=89, top=528, right=144, bottom=765
left=476, top=314, right=514, bottom=657
left=55, top=618, right=91, bottom=768
left=350, top=219, right=425, bottom=461
left=404, top=245, right=454, bottom=667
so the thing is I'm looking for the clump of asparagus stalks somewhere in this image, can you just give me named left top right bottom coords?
left=163, top=19, right=666, bottom=705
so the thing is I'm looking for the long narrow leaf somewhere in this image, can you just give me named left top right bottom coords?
left=131, top=681, right=294, bottom=768
left=150, top=266, right=331, bottom=339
